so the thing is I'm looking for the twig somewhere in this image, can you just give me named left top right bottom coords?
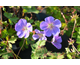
left=72, top=44, right=80, bottom=54
left=17, top=39, right=25, bottom=56
left=61, top=12, right=68, bottom=23
left=0, top=52, right=9, bottom=56
left=71, top=19, right=76, bottom=39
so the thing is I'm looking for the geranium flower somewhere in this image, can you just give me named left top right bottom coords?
left=32, top=29, right=47, bottom=41
left=40, top=16, right=61, bottom=37
left=15, top=19, right=32, bottom=38
left=51, top=35, right=62, bottom=49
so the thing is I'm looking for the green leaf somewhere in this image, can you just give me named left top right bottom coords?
left=31, top=53, right=39, bottom=59
left=8, top=19, right=13, bottom=25
left=76, top=35, right=80, bottom=44
left=78, top=27, right=80, bottom=34
left=30, top=19, right=34, bottom=23
left=77, top=45, right=80, bottom=51
left=57, top=54, right=64, bottom=59
left=10, top=16, right=19, bottom=23
left=65, top=48, right=71, bottom=53
left=4, top=12, right=13, bottom=18
left=2, top=54, right=9, bottom=59
left=36, top=40, right=46, bottom=47
left=22, top=6, right=39, bottom=14
left=1, top=29, right=8, bottom=38
left=61, top=23, right=67, bottom=28
left=67, top=54, right=72, bottom=59
left=8, top=28, right=15, bottom=36
left=8, top=43, right=12, bottom=49
left=8, top=36, right=17, bottom=44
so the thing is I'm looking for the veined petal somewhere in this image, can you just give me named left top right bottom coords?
left=18, top=19, right=27, bottom=26
left=53, top=19, right=61, bottom=28
left=55, top=36, right=62, bottom=43
left=40, top=21, right=48, bottom=30
left=17, top=31, right=25, bottom=38
left=27, top=23, right=32, bottom=32
left=32, top=34, right=39, bottom=40
left=52, top=42, right=62, bottom=49
left=45, top=16, right=54, bottom=23
left=24, top=30, right=29, bottom=38
left=15, top=23, right=22, bottom=31
left=52, top=27, right=60, bottom=36
left=44, top=28, right=52, bottom=37
left=35, top=29, right=40, bottom=33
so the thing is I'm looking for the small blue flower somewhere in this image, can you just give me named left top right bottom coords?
left=32, top=29, right=47, bottom=41
left=15, top=19, right=32, bottom=38
left=51, top=35, right=62, bottom=49
left=40, top=16, right=61, bottom=37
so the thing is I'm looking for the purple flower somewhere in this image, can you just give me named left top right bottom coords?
left=40, top=16, right=61, bottom=37
left=15, top=19, right=32, bottom=38
left=32, top=29, right=47, bottom=41
left=51, top=35, right=62, bottom=49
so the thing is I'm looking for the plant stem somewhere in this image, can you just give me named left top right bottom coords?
left=72, top=44, right=80, bottom=54
left=0, top=52, right=9, bottom=56
left=71, top=19, right=80, bottom=54
left=71, top=19, right=76, bottom=39
left=10, top=48, right=18, bottom=59
left=6, top=44, right=21, bottom=59
left=17, top=39, right=25, bottom=57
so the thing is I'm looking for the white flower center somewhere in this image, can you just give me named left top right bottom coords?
left=22, top=26, right=27, bottom=31
left=48, top=23, right=54, bottom=30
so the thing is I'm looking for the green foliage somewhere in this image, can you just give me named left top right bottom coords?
left=8, top=28, right=16, bottom=36
left=76, top=27, right=80, bottom=44
left=67, top=54, right=72, bottom=59
left=31, top=47, right=48, bottom=59
left=8, top=36, right=17, bottom=44
left=47, top=52, right=64, bottom=59
left=1, top=53, right=13, bottom=59
left=1, top=29, right=8, bottom=38
left=74, top=6, right=80, bottom=11
left=22, top=6, right=39, bottom=14
left=4, top=12, right=13, bottom=18
left=4, top=12, right=19, bottom=25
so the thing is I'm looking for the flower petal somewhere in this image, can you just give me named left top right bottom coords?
left=55, top=36, right=62, bottom=43
left=27, top=23, right=32, bottom=32
left=39, top=36, right=47, bottom=41
left=15, top=23, right=22, bottom=31
left=24, top=30, right=29, bottom=38
left=17, top=31, right=25, bottom=38
left=53, top=19, right=61, bottom=28
left=45, top=16, right=54, bottom=23
left=32, top=34, right=39, bottom=40
left=40, top=21, right=48, bottom=30
left=18, top=19, right=27, bottom=26
left=52, top=42, right=62, bottom=49
left=44, top=28, right=52, bottom=37
left=35, top=29, right=40, bottom=33
left=52, top=27, right=60, bottom=36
